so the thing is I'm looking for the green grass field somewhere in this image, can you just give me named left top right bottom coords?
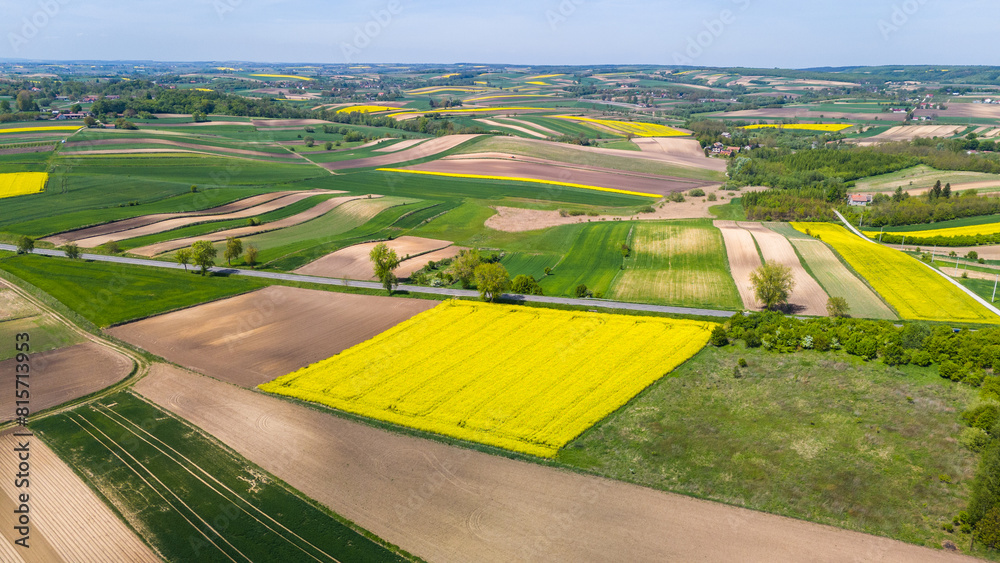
left=853, top=165, right=1000, bottom=194
left=539, top=222, right=631, bottom=297
left=877, top=213, right=1000, bottom=233
left=500, top=251, right=562, bottom=280
left=0, top=287, right=83, bottom=360
left=0, top=254, right=267, bottom=327
left=560, top=343, right=976, bottom=549
left=708, top=197, right=746, bottom=221
left=609, top=221, right=742, bottom=310
left=36, top=392, right=410, bottom=562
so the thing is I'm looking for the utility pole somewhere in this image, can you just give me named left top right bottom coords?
left=993, top=272, right=998, bottom=303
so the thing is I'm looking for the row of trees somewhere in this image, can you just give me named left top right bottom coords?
left=174, top=237, right=257, bottom=275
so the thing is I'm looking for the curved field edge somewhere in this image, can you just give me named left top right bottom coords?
left=258, top=300, right=715, bottom=458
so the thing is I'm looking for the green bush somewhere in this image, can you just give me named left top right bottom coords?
left=575, top=284, right=590, bottom=298
left=689, top=188, right=706, bottom=197
left=910, top=350, right=933, bottom=367
left=961, top=427, right=992, bottom=453
left=710, top=326, right=729, bottom=347
left=940, top=360, right=965, bottom=382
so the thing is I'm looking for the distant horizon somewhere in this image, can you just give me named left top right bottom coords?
left=2, top=0, right=997, bottom=67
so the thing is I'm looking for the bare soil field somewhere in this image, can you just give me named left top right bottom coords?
left=739, top=222, right=830, bottom=315
left=0, top=431, right=160, bottom=563
left=476, top=118, right=549, bottom=138
left=130, top=194, right=371, bottom=256
left=715, top=221, right=763, bottom=309
left=917, top=104, right=1000, bottom=119
left=294, top=236, right=455, bottom=280
left=399, top=156, right=710, bottom=197
left=321, top=134, right=480, bottom=170
left=0, top=342, right=132, bottom=422
left=135, top=365, right=977, bottom=563
left=496, top=117, right=561, bottom=136
left=108, top=286, right=435, bottom=387
left=856, top=125, right=964, bottom=144
left=373, top=138, right=427, bottom=152
left=63, top=137, right=299, bottom=159
left=43, top=191, right=301, bottom=246
left=631, top=137, right=724, bottom=170
left=70, top=191, right=334, bottom=248
left=395, top=246, right=467, bottom=278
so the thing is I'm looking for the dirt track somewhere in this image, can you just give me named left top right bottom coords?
left=0, top=432, right=160, bottom=562
left=70, top=191, right=333, bottom=248
left=42, top=191, right=301, bottom=246
left=108, top=286, right=435, bottom=387
left=399, top=156, right=709, bottom=196
left=739, top=222, right=830, bottom=315
left=715, top=221, right=763, bottom=309
left=321, top=134, right=480, bottom=170
left=294, top=236, right=455, bottom=280
left=0, top=342, right=132, bottom=422
left=129, top=194, right=372, bottom=256
left=135, top=365, right=979, bottom=563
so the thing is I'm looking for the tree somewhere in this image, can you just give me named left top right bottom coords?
left=976, top=507, right=1000, bottom=551
left=575, top=284, right=590, bottom=298
left=943, top=182, right=952, bottom=199
left=474, top=263, right=510, bottom=303
left=191, top=240, right=217, bottom=276
left=15, top=236, right=34, bottom=255
left=16, top=91, right=32, bottom=112
left=244, top=244, right=259, bottom=266
left=64, top=242, right=81, bottom=260
left=750, top=262, right=795, bottom=310
left=114, top=118, right=137, bottom=130
left=969, top=251, right=980, bottom=261
left=175, top=248, right=192, bottom=271
left=324, top=141, right=333, bottom=151
left=224, top=237, right=243, bottom=266
left=930, top=180, right=943, bottom=200
left=102, top=240, right=121, bottom=254
left=83, top=116, right=98, bottom=128
left=510, top=275, right=543, bottom=296
left=304, top=136, right=315, bottom=147
left=70, top=103, right=82, bottom=113
left=827, top=296, right=850, bottom=318
left=192, top=111, right=208, bottom=122
left=452, top=249, right=481, bottom=289
left=369, top=242, right=400, bottom=294
left=709, top=325, right=729, bottom=347
left=0, top=100, right=10, bottom=113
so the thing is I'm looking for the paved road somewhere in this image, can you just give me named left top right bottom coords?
left=0, top=244, right=736, bottom=318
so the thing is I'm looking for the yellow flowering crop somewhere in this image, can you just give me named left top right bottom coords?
left=335, top=105, right=397, bottom=114
left=386, top=107, right=548, bottom=118
left=260, top=300, right=714, bottom=457
left=0, top=125, right=81, bottom=134
left=863, top=223, right=1000, bottom=239
left=0, top=172, right=47, bottom=199
left=376, top=168, right=660, bottom=198
left=791, top=222, right=1000, bottom=324
left=742, top=124, right=853, bottom=132
left=250, top=74, right=313, bottom=81
left=527, top=74, right=564, bottom=80
left=526, top=81, right=548, bottom=85
left=557, top=116, right=688, bottom=137
left=465, top=94, right=553, bottom=101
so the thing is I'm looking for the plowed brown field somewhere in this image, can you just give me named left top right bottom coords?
left=715, top=221, right=763, bottom=309
left=294, top=236, right=455, bottom=280
left=739, top=222, right=830, bottom=315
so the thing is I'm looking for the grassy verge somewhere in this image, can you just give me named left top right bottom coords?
left=560, top=342, right=977, bottom=550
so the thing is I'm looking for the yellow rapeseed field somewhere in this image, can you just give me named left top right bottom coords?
left=527, top=74, right=564, bottom=80
left=0, top=125, right=81, bottom=135
left=863, top=222, right=1000, bottom=239
left=0, top=172, right=47, bottom=199
left=386, top=107, right=548, bottom=118
left=335, top=105, right=397, bottom=114
left=250, top=74, right=313, bottom=81
left=557, top=116, right=687, bottom=137
left=791, top=222, right=1000, bottom=324
left=526, top=81, right=549, bottom=86
left=259, top=300, right=714, bottom=457
left=742, top=124, right=854, bottom=132
left=376, top=168, right=660, bottom=198
left=465, top=94, right=553, bottom=101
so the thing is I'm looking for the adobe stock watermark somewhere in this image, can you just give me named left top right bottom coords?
left=341, top=1, right=403, bottom=63
left=214, top=0, right=243, bottom=21
left=546, top=0, right=585, bottom=31
left=672, top=0, right=751, bottom=66
left=878, top=0, right=932, bottom=40
left=8, top=0, right=71, bottom=54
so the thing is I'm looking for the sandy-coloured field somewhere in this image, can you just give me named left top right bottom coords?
left=69, top=191, right=333, bottom=248
left=108, top=286, right=435, bottom=387
left=42, top=191, right=302, bottom=246
left=0, top=343, right=132, bottom=421
left=917, top=103, right=1000, bottom=119
left=250, top=118, right=331, bottom=127
left=495, top=117, right=561, bottom=136
left=739, top=222, right=830, bottom=315
left=715, top=221, right=763, bottom=309
left=373, top=138, right=428, bottom=152
left=0, top=431, right=160, bottom=563
left=322, top=134, right=480, bottom=170
left=63, top=137, right=299, bottom=159
left=129, top=194, right=372, bottom=256
left=631, top=137, right=724, bottom=170
left=475, top=118, right=549, bottom=138
left=135, top=365, right=977, bottom=563
left=856, top=125, right=964, bottom=144
left=398, top=155, right=711, bottom=197
left=294, top=236, right=455, bottom=280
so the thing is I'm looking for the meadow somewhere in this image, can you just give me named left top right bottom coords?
left=538, top=221, right=632, bottom=297
left=260, top=300, right=714, bottom=457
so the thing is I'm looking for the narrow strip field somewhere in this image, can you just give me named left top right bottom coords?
left=320, top=134, right=479, bottom=170
left=295, top=236, right=456, bottom=280
left=259, top=300, right=714, bottom=457
left=609, top=221, right=742, bottom=310
left=715, top=220, right=763, bottom=309
left=739, top=222, right=829, bottom=316
left=0, top=432, right=159, bottom=562
left=540, top=222, right=632, bottom=297
left=34, top=392, right=408, bottom=562
left=791, top=222, right=1000, bottom=323
left=137, top=365, right=975, bottom=563
left=107, top=286, right=436, bottom=387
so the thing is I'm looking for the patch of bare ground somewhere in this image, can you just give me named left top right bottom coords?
left=715, top=220, right=764, bottom=309
left=135, top=365, right=979, bottom=563
left=0, top=431, right=160, bottom=562
left=294, top=236, right=456, bottom=280
left=739, top=222, right=830, bottom=316
left=0, top=343, right=132, bottom=422
left=107, top=286, right=435, bottom=387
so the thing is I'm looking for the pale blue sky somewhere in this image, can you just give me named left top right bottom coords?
left=1, top=0, right=995, bottom=67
